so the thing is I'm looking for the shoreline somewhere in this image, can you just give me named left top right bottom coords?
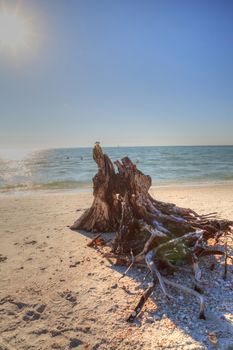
left=1, top=180, right=233, bottom=198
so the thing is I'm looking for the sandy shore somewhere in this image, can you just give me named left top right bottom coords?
left=0, top=185, right=233, bottom=350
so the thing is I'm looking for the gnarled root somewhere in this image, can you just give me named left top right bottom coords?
left=71, top=144, right=233, bottom=322
left=162, top=276, right=205, bottom=319
left=127, top=249, right=205, bottom=322
left=127, top=282, right=155, bottom=322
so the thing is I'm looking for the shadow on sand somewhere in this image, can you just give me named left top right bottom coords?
left=74, top=229, right=233, bottom=350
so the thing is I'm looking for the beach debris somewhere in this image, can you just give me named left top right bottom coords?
left=69, top=261, right=81, bottom=268
left=70, top=143, right=233, bottom=322
left=34, top=303, right=46, bottom=313
left=23, top=309, right=41, bottom=321
left=223, top=241, right=228, bottom=279
left=0, top=254, right=7, bottom=263
left=69, top=338, right=83, bottom=348
left=207, top=332, right=218, bottom=345
left=24, top=240, right=37, bottom=245
left=87, top=233, right=104, bottom=247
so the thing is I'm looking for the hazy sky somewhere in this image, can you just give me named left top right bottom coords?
left=0, top=0, right=233, bottom=149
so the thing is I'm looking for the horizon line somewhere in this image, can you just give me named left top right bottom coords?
left=1, top=144, right=233, bottom=151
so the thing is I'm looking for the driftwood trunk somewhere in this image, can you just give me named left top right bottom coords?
left=71, top=143, right=232, bottom=320
left=71, top=143, right=231, bottom=254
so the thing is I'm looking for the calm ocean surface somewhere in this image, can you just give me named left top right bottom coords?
left=0, top=146, right=233, bottom=193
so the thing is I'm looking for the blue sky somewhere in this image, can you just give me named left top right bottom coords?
left=0, top=0, right=233, bottom=149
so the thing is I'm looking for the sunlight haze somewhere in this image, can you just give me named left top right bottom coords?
left=0, top=0, right=233, bottom=149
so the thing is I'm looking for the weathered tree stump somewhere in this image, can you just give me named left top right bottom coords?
left=70, top=143, right=232, bottom=320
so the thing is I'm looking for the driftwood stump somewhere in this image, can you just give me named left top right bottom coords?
left=71, top=143, right=232, bottom=321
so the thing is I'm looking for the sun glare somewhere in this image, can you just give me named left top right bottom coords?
left=0, top=10, right=31, bottom=51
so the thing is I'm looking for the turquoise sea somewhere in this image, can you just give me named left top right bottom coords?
left=0, top=146, right=233, bottom=193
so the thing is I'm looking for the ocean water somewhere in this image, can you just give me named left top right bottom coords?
left=0, top=146, right=233, bottom=193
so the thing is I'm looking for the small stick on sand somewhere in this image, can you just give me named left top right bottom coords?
left=87, top=233, right=102, bottom=247
left=223, top=241, right=228, bottom=280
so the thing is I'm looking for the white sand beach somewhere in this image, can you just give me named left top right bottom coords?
left=0, top=184, right=233, bottom=350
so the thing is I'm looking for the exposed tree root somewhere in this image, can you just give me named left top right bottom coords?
left=162, top=276, right=206, bottom=319
left=223, top=241, right=228, bottom=280
left=70, top=144, right=233, bottom=321
left=127, top=282, right=155, bottom=322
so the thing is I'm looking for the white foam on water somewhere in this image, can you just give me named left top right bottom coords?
left=0, top=148, right=34, bottom=161
left=0, top=146, right=233, bottom=194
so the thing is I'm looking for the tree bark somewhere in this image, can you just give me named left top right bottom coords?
left=70, top=143, right=232, bottom=256
left=70, top=143, right=233, bottom=320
